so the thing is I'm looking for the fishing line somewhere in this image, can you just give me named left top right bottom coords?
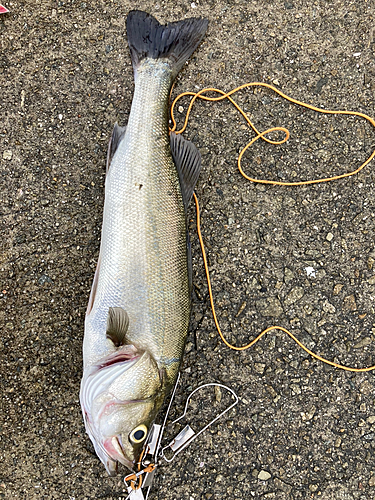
left=170, top=82, right=375, bottom=372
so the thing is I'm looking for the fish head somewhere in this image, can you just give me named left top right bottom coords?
left=80, top=345, right=164, bottom=475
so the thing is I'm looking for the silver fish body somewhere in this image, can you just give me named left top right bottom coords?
left=80, top=10, right=207, bottom=475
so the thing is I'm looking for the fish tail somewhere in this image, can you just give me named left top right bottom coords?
left=126, top=10, right=208, bottom=78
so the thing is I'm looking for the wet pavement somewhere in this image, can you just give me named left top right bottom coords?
left=1, top=1, right=375, bottom=499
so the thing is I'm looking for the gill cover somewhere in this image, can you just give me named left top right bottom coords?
left=80, top=343, right=162, bottom=474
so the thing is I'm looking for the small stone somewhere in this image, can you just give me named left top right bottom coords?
left=274, top=478, right=291, bottom=493
left=322, top=300, right=336, bottom=314
left=368, top=257, right=375, bottom=270
left=301, top=406, right=316, bottom=421
left=178, top=106, right=184, bottom=113
left=284, top=287, right=304, bottom=307
left=369, top=476, right=375, bottom=487
left=360, top=380, right=372, bottom=395
left=252, top=469, right=259, bottom=478
left=266, top=385, right=277, bottom=398
left=309, top=484, right=319, bottom=492
left=272, top=79, right=280, bottom=86
left=353, top=337, right=372, bottom=348
left=343, top=294, right=357, bottom=311
left=368, top=275, right=375, bottom=285
left=216, top=474, right=224, bottom=483
left=258, top=470, right=271, bottom=481
left=367, top=416, right=375, bottom=424
left=305, top=266, right=316, bottom=277
left=215, top=385, right=222, bottom=403
left=254, top=362, right=265, bottom=374
left=333, top=283, right=343, bottom=295
left=290, top=384, right=301, bottom=395
left=326, top=232, right=334, bottom=241
left=284, top=267, right=294, bottom=283
left=3, top=150, right=12, bottom=160
left=257, top=297, right=283, bottom=317
left=335, top=437, right=342, bottom=447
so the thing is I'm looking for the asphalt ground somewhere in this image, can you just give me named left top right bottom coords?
left=1, top=1, right=375, bottom=499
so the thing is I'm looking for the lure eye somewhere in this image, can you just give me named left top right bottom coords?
left=129, top=424, right=148, bottom=444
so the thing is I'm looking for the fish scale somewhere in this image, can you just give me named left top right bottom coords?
left=84, top=60, right=189, bottom=383
left=80, top=10, right=208, bottom=475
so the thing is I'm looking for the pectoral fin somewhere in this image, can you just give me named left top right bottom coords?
left=106, top=307, right=130, bottom=347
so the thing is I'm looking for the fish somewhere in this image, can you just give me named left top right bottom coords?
left=79, top=10, right=208, bottom=476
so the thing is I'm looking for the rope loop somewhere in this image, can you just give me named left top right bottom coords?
left=169, top=83, right=375, bottom=373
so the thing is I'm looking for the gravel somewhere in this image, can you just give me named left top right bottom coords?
left=1, top=0, right=375, bottom=499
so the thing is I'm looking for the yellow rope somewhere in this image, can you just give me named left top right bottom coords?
left=171, top=83, right=375, bottom=372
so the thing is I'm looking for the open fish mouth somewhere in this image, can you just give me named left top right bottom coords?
left=84, top=415, right=135, bottom=474
left=102, top=435, right=135, bottom=471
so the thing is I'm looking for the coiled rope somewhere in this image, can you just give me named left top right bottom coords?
left=170, top=82, right=375, bottom=372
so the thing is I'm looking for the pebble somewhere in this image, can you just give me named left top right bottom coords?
left=3, top=150, right=12, bottom=160
left=369, top=476, right=375, bottom=487
left=301, top=406, right=316, bottom=421
left=284, top=287, right=304, bottom=307
left=326, top=232, right=334, bottom=241
left=322, top=299, right=336, bottom=314
left=343, top=294, right=357, bottom=311
left=305, top=266, right=316, bottom=277
left=254, top=362, right=265, bottom=374
left=215, top=385, right=222, bottom=403
left=353, top=337, right=371, bottom=348
left=290, top=384, right=301, bottom=395
left=266, top=385, right=277, bottom=398
left=333, top=283, right=343, bottom=295
left=178, top=105, right=184, bottom=113
left=258, top=470, right=271, bottom=481
left=368, top=275, right=375, bottom=285
left=367, top=416, right=375, bottom=424
left=257, top=297, right=283, bottom=317
left=274, top=478, right=292, bottom=493
left=360, top=380, right=373, bottom=395
left=284, top=267, right=294, bottom=283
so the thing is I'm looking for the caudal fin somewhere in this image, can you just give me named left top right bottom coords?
left=126, top=10, right=208, bottom=77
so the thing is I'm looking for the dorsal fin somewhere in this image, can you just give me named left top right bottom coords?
left=106, top=307, right=129, bottom=347
left=107, top=123, right=127, bottom=172
left=170, top=132, right=202, bottom=211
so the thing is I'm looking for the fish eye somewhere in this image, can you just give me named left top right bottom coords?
left=129, top=424, right=148, bottom=444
